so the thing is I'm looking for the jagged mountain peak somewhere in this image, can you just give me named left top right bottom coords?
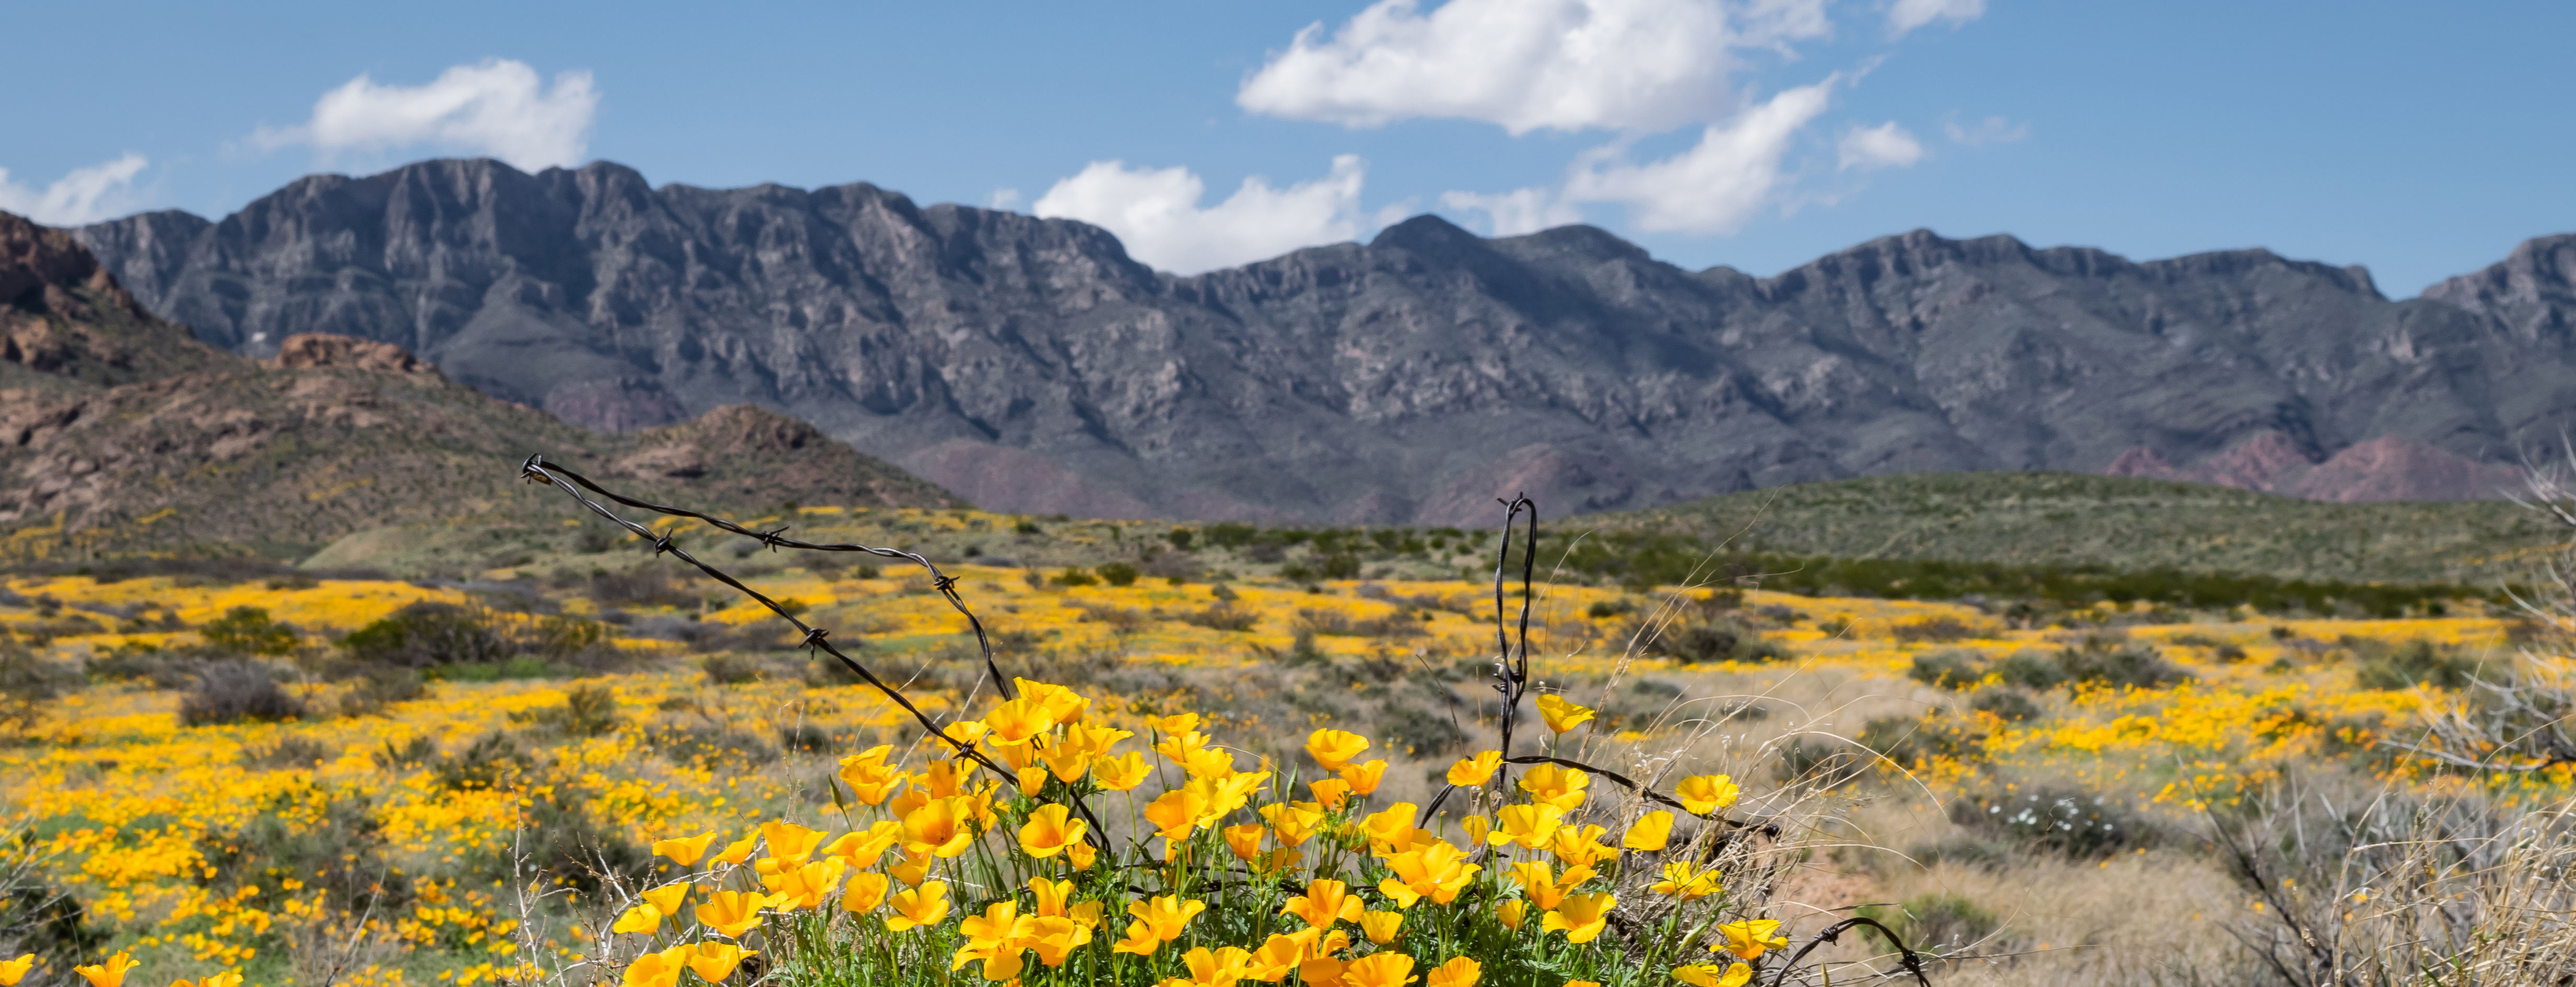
left=64, top=160, right=2576, bottom=522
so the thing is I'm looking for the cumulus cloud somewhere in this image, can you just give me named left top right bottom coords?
left=1032, top=155, right=1382, bottom=273
left=1887, top=0, right=1985, bottom=35
left=255, top=59, right=598, bottom=171
left=1238, top=0, right=1829, bottom=134
left=1944, top=113, right=2030, bottom=145
left=0, top=153, right=151, bottom=225
left=1837, top=121, right=1924, bottom=171
left=1561, top=79, right=1834, bottom=234
left=1440, top=187, right=1583, bottom=236
left=987, top=188, right=1024, bottom=211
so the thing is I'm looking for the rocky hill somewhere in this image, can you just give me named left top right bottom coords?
left=73, top=159, right=2576, bottom=523
left=2, top=209, right=961, bottom=567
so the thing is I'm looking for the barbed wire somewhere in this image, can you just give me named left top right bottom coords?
left=514, top=455, right=1928, bottom=981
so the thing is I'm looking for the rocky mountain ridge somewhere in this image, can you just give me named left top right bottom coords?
left=71, top=158, right=2576, bottom=523
left=2, top=208, right=960, bottom=565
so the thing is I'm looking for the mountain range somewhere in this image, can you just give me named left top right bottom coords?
left=1, top=208, right=956, bottom=566
left=66, top=158, right=2576, bottom=524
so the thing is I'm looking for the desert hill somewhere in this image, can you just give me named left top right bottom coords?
left=1, top=209, right=961, bottom=567
left=71, top=159, right=2576, bottom=523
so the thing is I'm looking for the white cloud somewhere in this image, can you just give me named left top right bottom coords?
left=1943, top=113, right=2030, bottom=145
left=1440, top=187, right=1583, bottom=236
left=0, top=153, right=151, bottom=225
left=255, top=59, right=598, bottom=171
left=987, top=188, right=1023, bottom=211
left=1032, top=155, right=1378, bottom=274
left=1562, top=79, right=1834, bottom=234
left=1238, top=0, right=1830, bottom=135
left=1837, top=121, right=1924, bottom=170
left=1887, top=0, right=1985, bottom=35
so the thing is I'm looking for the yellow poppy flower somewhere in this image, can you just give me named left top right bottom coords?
left=683, top=942, right=755, bottom=981
left=1359, top=909, right=1404, bottom=945
left=74, top=952, right=136, bottom=987
left=1542, top=892, right=1615, bottom=944
left=1674, top=774, right=1741, bottom=815
left=1651, top=860, right=1723, bottom=900
left=1261, top=801, right=1326, bottom=846
left=1149, top=712, right=1201, bottom=735
left=1281, top=878, right=1364, bottom=928
left=1517, top=763, right=1590, bottom=811
left=921, top=758, right=976, bottom=798
left=1426, top=957, right=1482, bottom=987
left=696, top=890, right=772, bottom=937
left=902, top=797, right=979, bottom=858
left=1460, top=814, right=1491, bottom=846
left=1093, top=751, right=1154, bottom=790
left=1018, top=803, right=1089, bottom=858
left=1143, top=787, right=1210, bottom=840
left=711, top=834, right=760, bottom=866
left=1714, top=919, right=1790, bottom=960
left=1510, top=860, right=1573, bottom=910
left=841, top=871, right=891, bottom=913
left=1015, top=765, right=1050, bottom=798
left=642, top=882, right=689, bottom=916
left=1341, top=952, right=1416, bottom=987
left=760, top=820, right=824, bottom=865
left=1379, top=840, right=1479, bottom=907
left=888, top=850, right=934, bottom=888
left=0, top=956, right=34, bottom=987
left=886, top=881, right=951, bottom=932
left=955, top=900, right=1035, bottom=981
left=1245, top=929, right=1321, bottom=982
left=1309, top=777, right=1354, bottom=810
left=984, top=696, right=1054, bottom=748
left=652, top=832, right=721, bottom=867
left=1488, top=804, right=1564, bottom=848
left=1023, top=915, right=1092, bottom=968
left=1338, top=759, right=1387, bottom=795
left=1034, top=736, right=1095, bottom=784
left=1304, top=729, right=1370, bottom=770
left=621, top=949, right=684, bottom=987
left=1535, top=694, right=1595, bottom=733
left=763, top=858, right=847, bottom=911
left=1496, top=899, right=1528, bottom=931
left=1127, top=895, right=1207, bottom=942
left=1446, top=750, right=1503, bottom=787
left=1111, top=920, right=1163, bottom=956
left=1068, top=839, right=1099, bottom=871
left=1223, top=823, right=1267, bottom=863
left=822, top=821, right=903, bottom=868
left=611, top=904, right=664, bottom=934
left=1551, top=823, right=1617, bottom=867
left=1623, top=810, right=1675, bottom=851
left=1179, top=946, right=1252, bottom=987
left=1360, top=802, right=1420, bottom=849
left=1672, top=962, right=1752, bottom=987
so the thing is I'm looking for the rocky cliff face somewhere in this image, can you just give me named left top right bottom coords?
left=3, top=207, right=961, bottom=562
left=74, top=158, right=2576, bottom=522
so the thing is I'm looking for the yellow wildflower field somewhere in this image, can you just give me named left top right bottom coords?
left=0, top=541, right=2555, bottom=986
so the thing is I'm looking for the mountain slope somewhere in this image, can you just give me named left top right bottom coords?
left=74, top=159, right=2576, bottom=523
left=2, top=209, right=962, bottom=567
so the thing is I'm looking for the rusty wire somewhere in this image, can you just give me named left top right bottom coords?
left=514, top=457, right=1925, bottom=979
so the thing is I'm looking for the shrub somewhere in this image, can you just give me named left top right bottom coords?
left=1860, top=714, right=1989, bottom=769
left=203, top=794, right=409, bottom=916
left=238, top=736, right=332, bottom=770
left=431, top=733, right=531, bottom=791
left=1054, top=568, right=1099, bottom=588
left=1179, top=603, right=1260, bottom=632
left=1908, top=648, right=1985, bottom=689
left=372, top=736, right=438, bottom=771
left=1318, top=554, right=1362, bottom=580
left=1861, top=892, right=1999, bottom=955
left=2058, top=638, right=2193, bottom=690
left=1642, top=617, right=1792, bottom=664
left=0, top=644, right=79, bottom=734
left=522, top=684, right=621, bottom=737
left=1890, top=616, right=1982, bottom=644
left=777, top=724, right=837, bottom=754
left=1586, top=599, right=1634, bottom=619
left=199, top=605, right=300, bottom=656
left=2355, top=640, right=2482, bottom=690
left=1993, top=649, right=2070, bottom=690
left=0, top=877, right=109, bottom=980
left=1950, top=784, right=2147, bottom=858
left=652, top=726, right=778, bottom=768
left=1376, top=705, right=1468, bottom=756
left=340, top=603, right=511, bottom=668
left=1968, top=687, right=2043, bottom=722
left=337, top=666, right=427, bottom=717
left=1166, top=528, right=1194, bottom=551
left=1774, top=736, right=1865, bottom=785
left=178, top=662, right=305, bottom=726
left=1097, top=562, right=1141, bottom=588
left=701, top=654, right=768, bottom=685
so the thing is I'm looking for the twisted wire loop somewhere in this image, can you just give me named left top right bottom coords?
left=514, top=455, right=1115, bottom=853
left=1766, top=917, right=1932, bottom=987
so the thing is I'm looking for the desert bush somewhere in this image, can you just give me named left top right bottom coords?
left=1968, top=687, right=2043, bottom=722
left=649, top=726, right=777, bottom=768
left=517, top=683, right=620, bottom=737
left=1096, top=562, right=1141, bottom=587
left=1054, top=567, right=1098, bottom=588
left=1641, top=616, right=1789, bottom=664
left=2354, top=639, right=2482, bottom=690
left=701, top=653, right=768, bottom=685
left=1890, top=616, right=1982, bottom=643
left=430, top=733, right=531, bottom=791
left=1374, top=704, right=1468, bottom=756
left=1775, top=735, right=1866, bottom=785
left=1908, top=648, right=1985, bottom=689
left=1860, top=713, right=1989, bottom=769
left=178, top=662, right=305, bottom=726
left=1993, top=648, right=2070, bottom=689
left=1178, top=602, right=1260, bottom=632
left=198, top=605, right=300, bottom=656
left=337, top=665, right=427, bottom=717
left=2057, top=638, right=2193, bottom=690
left=1950, top=783, right=2148, bottom=858
left=372, top=735, right=438, bottom=771
left=1861, top=892, right=1999, bottom=955
left=203, top=793, right=410, bottom=916
left=501, top=789, right=653, bottom=894
left=238, top=736, right=331, bottom=770
left=0, top=643, right=79, bottom=734
left=776, top=724, right=837, bottom=754
left=340, top=602, right=512, bottom=668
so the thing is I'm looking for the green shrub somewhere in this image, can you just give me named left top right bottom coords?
left=179, top=662, right=305, bottom=726
left=701, top=654, right=767, bottom=685
left=338, top=666, right=427, bottom=717
left=432, top=733, right=531, bottom=791
left=1908, top=648, right=1985, bottom=689
left=1166, top=528, right=1195, bottom=552
left=1950, top=784, right=2146, bottom=858
left=1376, top=705, right=1467, bottom=756
left=1055, top=568, right=1099, bottom=588
left=1097, top=563, right=1141, bottom=588
left=2058, top=639, right=2192, bottom=690
left=2355, top=640, right=2482, bottom=690
left=199, top=605, right=300, bottom=656
left=341, top=602, right=511, bottom=668
left=0, top=642, right=79, bottom=733
left=1968, top=688, right=2043, bottom=722
left=1994, top=649, right=2070, bottom=690
left=1860, top=714, right=1989, bottom=769
left=1319, top=554, right=1362, bottom=580
left=1861, top=892, right=1999, bottom=954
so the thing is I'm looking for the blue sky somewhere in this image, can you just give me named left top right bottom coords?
left=5, top=1, right=2570, bottom=294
